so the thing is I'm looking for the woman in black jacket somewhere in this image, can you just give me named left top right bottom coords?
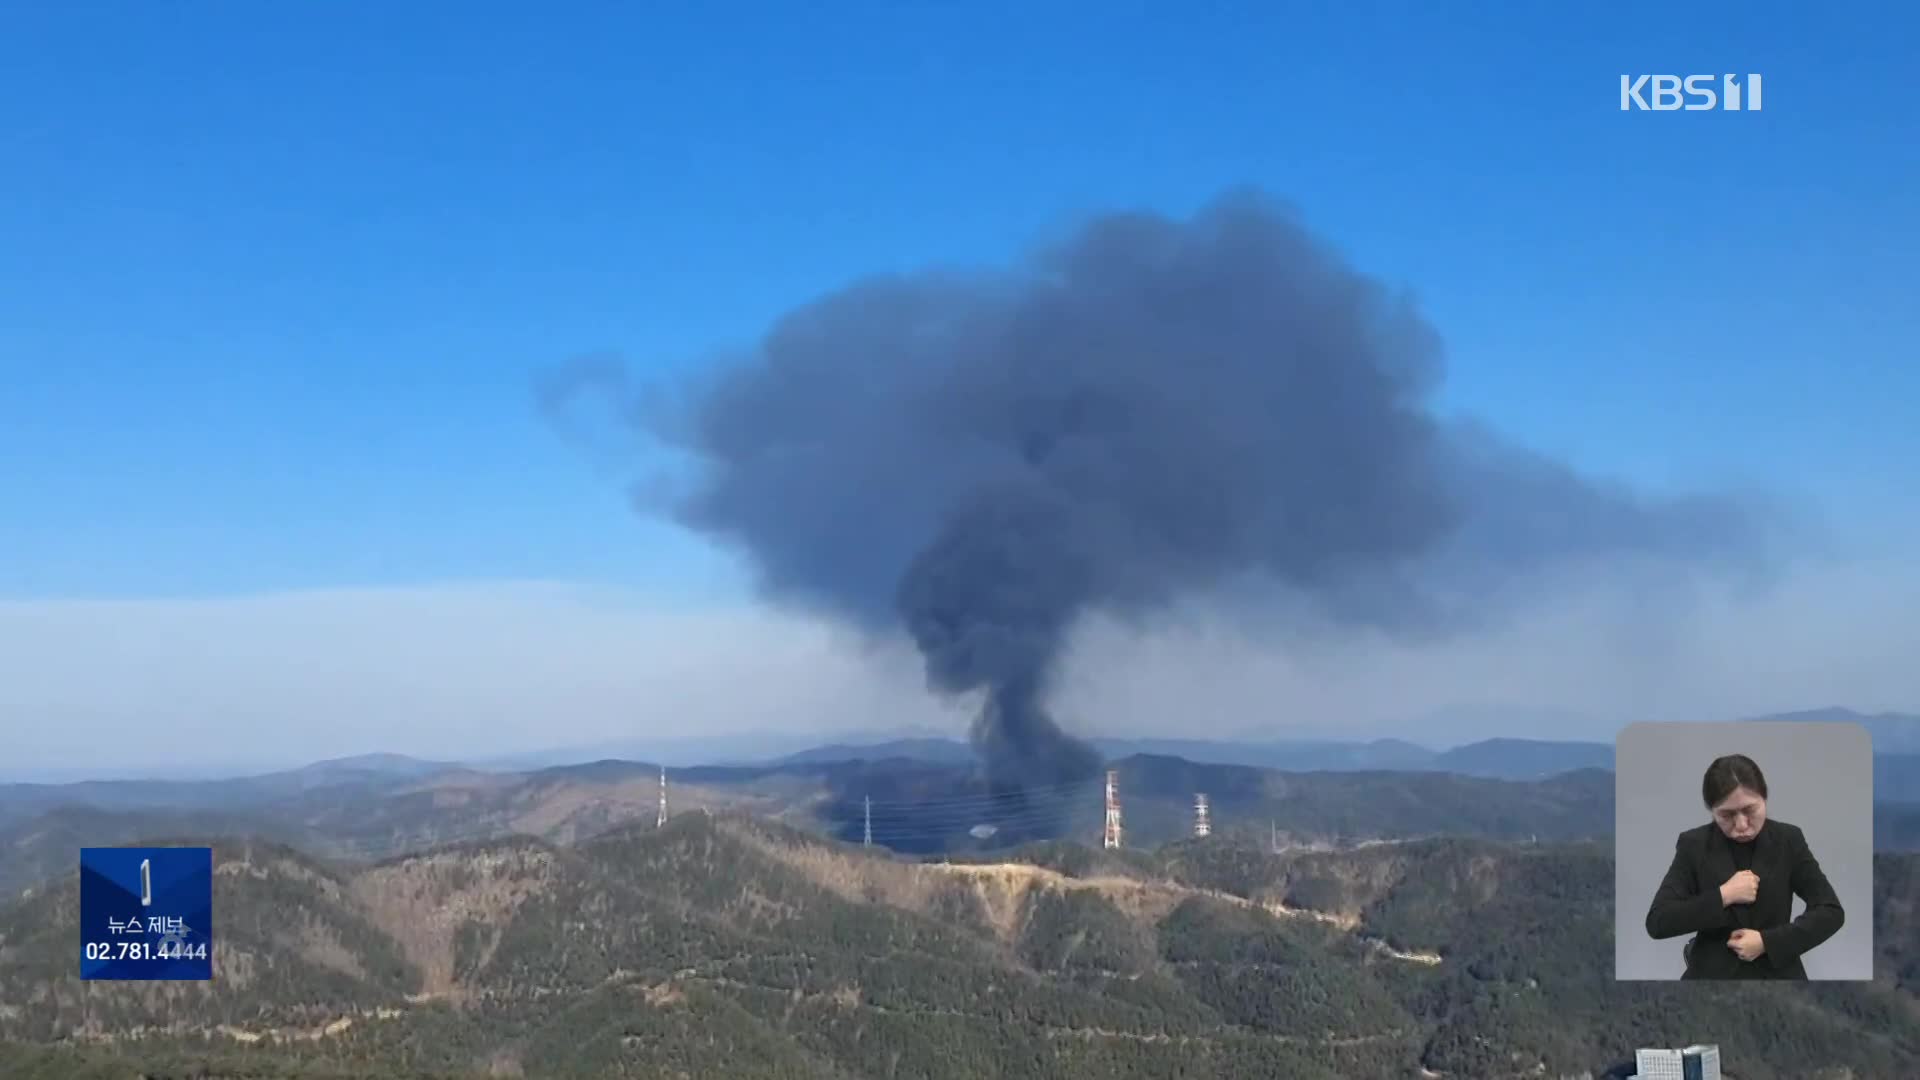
left=1644, top=754, right=1845, bottom=979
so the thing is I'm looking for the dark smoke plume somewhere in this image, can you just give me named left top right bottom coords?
left=547, top=192, right=1757, bottom=810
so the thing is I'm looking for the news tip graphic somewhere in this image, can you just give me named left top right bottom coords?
left=80, top=846, right=213, bottom=981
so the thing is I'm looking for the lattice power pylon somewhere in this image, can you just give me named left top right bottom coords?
left=1103, top=770, right=1123, bottom=849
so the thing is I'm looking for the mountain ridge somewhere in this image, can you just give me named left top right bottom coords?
left=10, top=744, right=1919, bottom=903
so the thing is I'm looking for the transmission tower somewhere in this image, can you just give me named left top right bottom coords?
left=657, top=767, right=668, bottom=828
left=1103, top=770, right=1123, bottom=849
left=1193, top=793, right=1211, bottom=838
left=863, top=796, right=872, bottom=847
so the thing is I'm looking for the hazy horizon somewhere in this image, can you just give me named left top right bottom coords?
left=5, top=569, right=1915, bottom=781
left=6, top=486, right=1917, bottom=776
left=4, top=703, right=1909, bottom=788
left=1, top=689, right=1908, bottom=786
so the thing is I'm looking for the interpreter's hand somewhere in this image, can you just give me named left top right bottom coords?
left=1728, top=928, right=1765, bottom=962
left=1719, top=869, right=1759, bottom=906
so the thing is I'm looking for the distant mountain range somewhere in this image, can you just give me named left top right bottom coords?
left=468, top=727, right=966, bottom=771
left=1743, top=706, right=1920, bottom=753
left=10, top=706, right=1908, bottom=785
left=776, top=737, right=978, bottom=767
left=525, top=706, right=1915, bottom=775
left=772, top=711, right=1916, bottom=780
left=769, top=734, right=1619, bottom=780
left=4, top=706, right=1911, bottom=842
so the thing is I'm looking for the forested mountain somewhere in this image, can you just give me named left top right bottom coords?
left=3, top=812, right=1916, bottom=1079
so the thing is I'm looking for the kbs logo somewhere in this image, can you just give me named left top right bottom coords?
left=1620, top=74, right=1763, bottom=111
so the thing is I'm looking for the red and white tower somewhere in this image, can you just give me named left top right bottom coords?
left=1103, top=770, right=1123, bottom=849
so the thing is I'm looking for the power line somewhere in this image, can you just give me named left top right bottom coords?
left=850, top=801, right=1099, bottom=830
left=181, top=775, right=1120, bottom=864
left=838, top=806, right=1104, bottom=840
left=849, top=784, right=1103, bottom=816
left=860, top=798, right=1101, bottom=829
left=862, top=807, right=1116, bottom=843
left=855, top=779, right=1104, bottom=813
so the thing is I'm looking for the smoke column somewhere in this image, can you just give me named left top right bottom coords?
left=550, top=191, right=1755, bottom=810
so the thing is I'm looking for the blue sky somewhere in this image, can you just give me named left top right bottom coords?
left=4, top=1, right=1914, bottom=601
left=1, top=4, right=1916, bottom=769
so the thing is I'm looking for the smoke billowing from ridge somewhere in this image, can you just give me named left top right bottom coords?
left=549, top=191, right=1759, bottom=809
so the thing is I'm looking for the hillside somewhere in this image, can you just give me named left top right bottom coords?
left=1878, top=802, right=1920, bottom=851
left=0, top=805, right=342, bottom=903
left=1875, top=754, right=1920, bottom=801
left=1431, top=738, right=1613, bottom=779
left=4, top=814, right=1918, bottom=1079
left=1105, top=756, right=1616, bottom=848
left=0, top=838, right=416, bottom=1043
left=0, top=761, right=803, bottom=899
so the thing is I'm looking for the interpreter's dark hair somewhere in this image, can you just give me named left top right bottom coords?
left=1702, top=754, right=1768, bottom=809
